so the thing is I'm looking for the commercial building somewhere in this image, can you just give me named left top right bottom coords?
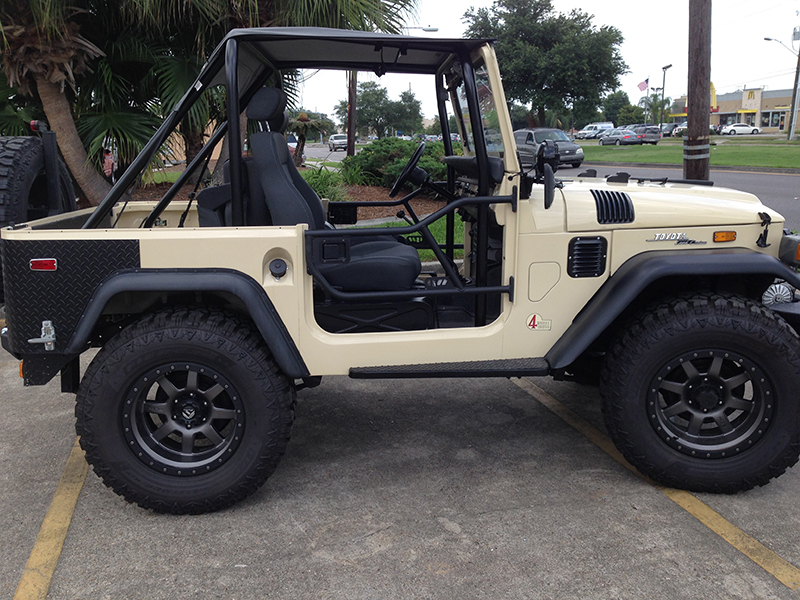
left=670, top=86, right=798, bottom=133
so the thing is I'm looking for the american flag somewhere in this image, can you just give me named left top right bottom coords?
left=638, top=78, right=649, bottom=91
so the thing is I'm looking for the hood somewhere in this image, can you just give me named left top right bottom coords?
left=563, top=179, right=783, bottom=232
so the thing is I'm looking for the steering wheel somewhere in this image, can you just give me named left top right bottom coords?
left=390, top=142, right=426, bottom=198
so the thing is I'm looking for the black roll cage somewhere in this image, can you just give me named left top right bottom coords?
left=80, top=28, right=510, bottom=326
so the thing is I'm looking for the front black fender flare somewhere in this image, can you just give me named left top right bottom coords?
left=545, top=249, right=800, bottom=370
left=64, top=268, right=309, bottom=379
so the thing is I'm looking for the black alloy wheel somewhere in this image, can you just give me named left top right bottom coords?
left=124, top=362, right=246, bottom=476
left=647, top=349, right=772, bottom=459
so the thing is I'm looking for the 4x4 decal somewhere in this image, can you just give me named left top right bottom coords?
left=526, top=314, right=552, bottom=331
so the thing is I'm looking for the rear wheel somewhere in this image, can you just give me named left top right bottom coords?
left=76, top=308, right=295, bottom=513
left=600, top=293, right=800, bottom=492
left=615, top=139, right=621, bottom=145
left=0, top=136, right=76, bottom=301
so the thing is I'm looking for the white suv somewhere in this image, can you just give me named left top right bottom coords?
left=328, top=133, right=348, bottom=151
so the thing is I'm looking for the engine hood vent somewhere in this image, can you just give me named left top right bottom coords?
left=591, top=189, right=635, bottom=224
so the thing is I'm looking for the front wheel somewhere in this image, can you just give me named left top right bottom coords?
left=76, top=308, right=295, bottom=513
left=600, top=293, right=800, bottom=492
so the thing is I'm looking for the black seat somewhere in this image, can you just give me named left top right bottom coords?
left=245, top=88, right=421, bottom=293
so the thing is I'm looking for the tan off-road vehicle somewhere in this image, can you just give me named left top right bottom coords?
left=3, top=28, right=800, bottom=514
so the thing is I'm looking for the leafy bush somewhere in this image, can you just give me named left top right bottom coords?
left=339, top=162, right=378, bottom=186
left=299, top=167, right=348, bottom=202
left=342, top=137, right=457, bottom=190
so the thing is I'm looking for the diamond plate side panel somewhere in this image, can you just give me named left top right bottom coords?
left=3, top=239, right=140, bottom=354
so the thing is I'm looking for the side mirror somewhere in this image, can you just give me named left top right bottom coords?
left=543, top=163, right=555, bottom=210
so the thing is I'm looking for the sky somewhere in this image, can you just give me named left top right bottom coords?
left=297, top=0, right=800, bottom=122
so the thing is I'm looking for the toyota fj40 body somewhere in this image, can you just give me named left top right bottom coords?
left=3, top=28, right=800, bottom=514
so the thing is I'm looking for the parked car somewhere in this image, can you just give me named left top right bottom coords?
left=633, top=126, right=662, bottom=145
left=594, top=129, right=613, bottom=140
left=598, top=128, right=642, bottom=145
left=722, top=123, right=761, bottom=135
left=513, top=128, right=585, bottom=169
left=574, top=121, right=614, bottom=140
left=661, top=123, right=678, bottom=137
left=328, top=133, right=348, bottom=151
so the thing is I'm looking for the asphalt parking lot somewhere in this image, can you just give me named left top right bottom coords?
left=2, top=314, right=800, bottom=599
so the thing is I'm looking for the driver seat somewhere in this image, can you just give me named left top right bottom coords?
left=246, top=88, right=421, bottom=292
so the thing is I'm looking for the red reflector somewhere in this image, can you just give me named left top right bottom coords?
left=30, top=258, right=57, bottom=271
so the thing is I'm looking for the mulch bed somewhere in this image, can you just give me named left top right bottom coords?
left=127, top=183, right=445, bottom=222
left=344, top=185, right=445, bottom=221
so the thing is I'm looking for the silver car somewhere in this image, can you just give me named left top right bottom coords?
left=328, top=133, right=348, bottom=151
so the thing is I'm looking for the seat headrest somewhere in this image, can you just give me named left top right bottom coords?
left=269, top=113, right=289, bottom=134
left=246, top=88, right=287, bottom=122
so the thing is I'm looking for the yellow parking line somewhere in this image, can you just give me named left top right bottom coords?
left=14, top=437, right=88, bottom=600
left=514, top=378, right=800, bottom=590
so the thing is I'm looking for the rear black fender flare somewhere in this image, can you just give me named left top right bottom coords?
left=545, top=249, right=800, bottom=370
left=64, top=268, right=309, bottom=379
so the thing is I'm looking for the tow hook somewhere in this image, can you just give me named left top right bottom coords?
left=28, top=320, right=56, bottom=351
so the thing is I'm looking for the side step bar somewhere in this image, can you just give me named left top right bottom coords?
left=349, top=358, right=549, bottom=379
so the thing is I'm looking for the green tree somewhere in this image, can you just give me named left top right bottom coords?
left=638, top=92, right=671, bottom=126
left=602, top=90, right=629, bottom=127
left=617, top=105, right=645, bottom=127
left=464, top=0, right=626, bottom=127
left=508, top=103, right=533, bottom=130
left=391, top=90, right=423, bottom=136
left=335, top=82, right=422, bottom=139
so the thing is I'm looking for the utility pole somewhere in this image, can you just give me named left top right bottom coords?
left=788, top=39, right=800, bottom=141
left=685, top=0, right=712, bottom=180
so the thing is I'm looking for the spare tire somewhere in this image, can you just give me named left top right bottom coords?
left=0, top=136, right=77, bottom=302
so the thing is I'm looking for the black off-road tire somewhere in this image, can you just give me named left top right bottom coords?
left=76, top=307, right=295, bottom=514
left=0, top=136, right=76, bottom=302
left=600, top=293, right=800, bottom=493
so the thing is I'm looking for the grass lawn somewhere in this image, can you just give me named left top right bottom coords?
left=580, top=138, right=800, bottom=169
left=142, top=170, right=182, bottom=185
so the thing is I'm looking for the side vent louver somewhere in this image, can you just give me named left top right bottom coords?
left=568, top=237, right=607, bottom=278
left=591, top=189, right=635, bottom=224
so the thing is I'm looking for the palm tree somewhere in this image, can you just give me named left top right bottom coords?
left=289, top=112, right=325, bottom=167
left=1, top=0, right=112, bottom=204
left=2, top=0, right=419, bottom=205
